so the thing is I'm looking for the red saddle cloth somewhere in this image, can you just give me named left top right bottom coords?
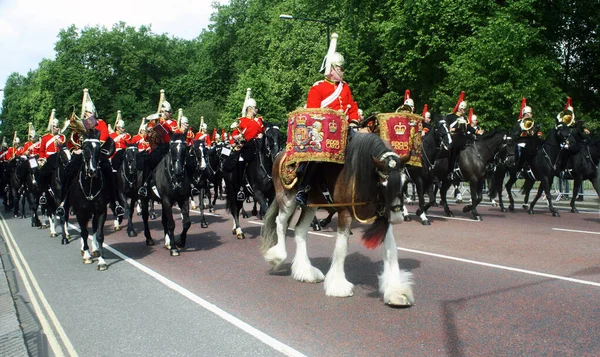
left=280, top=108, right=348, bottom=189
left=376, top=112, right=423, bottom=167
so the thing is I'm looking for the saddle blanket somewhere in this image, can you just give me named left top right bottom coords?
left=377, top=112, right=423, bottom=167
left=280, top=108, right=348, bottom=188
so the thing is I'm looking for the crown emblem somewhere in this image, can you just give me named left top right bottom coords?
left=328, top=121, right=338, bottom=133
left=296, top=115, right=307, bottom=126
left=394, top=123, right=407, bottom=135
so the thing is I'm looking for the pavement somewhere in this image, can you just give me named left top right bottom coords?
left=0, top=186, right=596, bottom=357
left=0, top=233, right=29, bottom=357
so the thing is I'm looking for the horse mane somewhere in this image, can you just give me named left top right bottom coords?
left=171, top=133, right=186, bottom=142
left=83, top=129, right=101, bottom=140
left=345, top=133, right=392, bottom=191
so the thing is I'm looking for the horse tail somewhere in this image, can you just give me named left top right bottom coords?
left=361, top=215, right=389, bottom=250
left=260, top=201, right=279, bottom=254
left=488, top=168, right=501, bottom=199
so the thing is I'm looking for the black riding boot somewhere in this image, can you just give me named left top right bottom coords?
left=101, top=161, right=124, bottom=217
left=237, top=161, right=246, bottom=201
left=295, top=162, right=318, bottom=207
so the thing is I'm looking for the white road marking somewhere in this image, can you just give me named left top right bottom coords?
left=102, top=244, right=308, bottom=357
left=398, top=246, right=600, bottom=288
left=423, top=214, right=481, bottom=222
left=0, top=214, right=78, bottom=357
left=552, top=228, right=600, bottom=235
left=247, top=220, right=335, bottom=238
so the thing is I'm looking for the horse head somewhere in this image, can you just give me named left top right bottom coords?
left=168, top=134, right=188, bottom=183
left=263, top=124, right=281, bottom=162
left=503, top=134, right=516, bottom=167
left=436, top=117, right=452, bottom=151
left=81, top=130, right=102, bottom=178
left=123, top=144, right=138, bottom=180
left=555, top=123, right=578, bottom=153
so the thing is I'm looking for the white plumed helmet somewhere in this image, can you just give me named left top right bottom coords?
left=458, top=101, right=467, bottom=111
left=116, top=119, right=125, bottom=128
left=404, top=98, right=415, bottom=108
left=181, top=117, right=189, bottom=124
left=522, top=106, right=532, bottom=115
left=161, top=101, right=172, bottom=113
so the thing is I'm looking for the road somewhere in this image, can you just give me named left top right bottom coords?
left=1, top=197, right=599, bottom=357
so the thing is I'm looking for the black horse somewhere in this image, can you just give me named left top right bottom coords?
left=223, top=127, right=277, bottom=239
left=561, top=138, right=600, bottom=212
left=8, top=158, right=29, bottom=218
left=70, top=130, right=110, bottom=270
left=117, top=144, right=140, bottom=237
left=24, top=158, right=43, bottom=227
left=51, top=146, right=75, bottom=243
left=431, top=131, right=513, bottom=220
left=189, top=140, right=214, bottom=228
left=503, top=125, right=575, bottom=217
left=139, top=134, right=192, bottom=256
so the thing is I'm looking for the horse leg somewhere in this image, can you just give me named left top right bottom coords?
left=440, top=179, right=454, bottom=217
left=539, top=177, right=560, bottom=217
left=263, top=196, right=295, bottom=272
left=125, top=195, right=137, bottom=237
left=177, top=199, right=190, bottom=249
left=90, top=216, right=101, bottom=258
left=463, top=180, right=483, bottom=221
left=319, top=208, right=335, bottom=228
left=379, top=221, right=414, bottom=306
left=291, top=205, right=325, bottom=283
left=206, top=186, right=214, bottom=213
left=95, top=211, right=108, bottom=271
left=149, top=200, right=156, bottom=220
left=141, top=199, right=155, bottom=246
left=414, top=179, right=430, bottom=225
left=505, top=172, right=517, bottom=212
left=190, top=192, right=197, bottom=210
left=569, top=176, right=582, bottom=213
left=79, top=220, right=93, bottom=265
left=324, top=209, right=353, bottom=296
left=162, top=201, right=179, bottom=256
left=527, top=186, right=544, bottom=215
left=311, top=216, right=322, bottom=231
left=233, top=200, right=245, bottom=239
left=161, top=204, right=170, bottom=249
left=199, top=188, right=208, bottom=228
left=48, top=213, right=58, bottom=238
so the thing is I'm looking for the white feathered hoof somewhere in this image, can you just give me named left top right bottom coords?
left=170, top=249, right=180, bottom=257
left=236, top=232, right=245, bottom=239
left=383, top=286, right=415, bottom=307
left=191, top=203, right=197, bottom=210
left=264, top=247, right=286, bottom=272
left=50, top=232, right=57, bottom=237
left=114, top=225, right=121, bottom=231
left=92, top=250, right=100, bottom=258
left=97, top=263, right=108, bottom=271
left=83, top=257, right=93, bottom=264
left=324, top=277, right=354, bottom=297
left=385, top=294, right=413, bottom=307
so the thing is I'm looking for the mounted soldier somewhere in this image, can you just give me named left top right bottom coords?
left=421, top=104, right=433, bottom=137
left=194, top=116, right=212, bottom=147
left=109, top=110, right=132, bottom=175
left=557, top=97, right=590, bottom=144
left=20, top=123, right=40, bottom=157
left=176, top=111, right=195, bottom=146
left=138, top=89, right=177, bottom=198
left=465, top=108, right=484, bottom=140
left=37, top=108, right=67, bottom=205
left=512, top=98, right=541, bottom=175
left=295, top=33, right=359, bottom=206
left=54, top=89, right=123, bottom=218
left=229, top=88, right=265, bottom=201
left=440, top=91, right=470, bottom=181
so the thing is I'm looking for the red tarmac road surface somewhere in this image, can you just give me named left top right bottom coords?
left=103, top=200, right=600, bottom=356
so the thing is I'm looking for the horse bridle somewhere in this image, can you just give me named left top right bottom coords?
left=167, top=140, right=187, bottom=189
left=121, top=146, right=137, bottom=189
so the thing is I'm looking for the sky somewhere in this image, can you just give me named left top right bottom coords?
left=0, top=0, right=228, bottom=106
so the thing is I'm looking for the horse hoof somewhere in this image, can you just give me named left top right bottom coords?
left=319, top=220, right=329, bottom=228
left=97, top=264, right=108, bottom=271
left=128, top=230, right=138, bottom=237
left=150, top=213, right=156, bottom=220
left=114, top=226, right=122, bottom=231
left=462, top=206, right=471, bottom=213
left=522, top=204, right=528, bottom=210
left=232, top=229, right=237, bottom=235
left=404, top=216, right=411, bottom=222
left=237, top=233, right=245, bottom=239
left=83, top=258, right=93, bottom=264
left=313, top=224, right=322, bottom=231
left=242, top=212, right=249, bottom=218
left=41, top=224, right=48, bottom=229
left=92, top=250, right=100, bottom=258
left=209, top=208, right=214, bottom=213
left=66, top=234, right=71, bottom=239
left=571, top=208, right=578, bottom=213
left=170, top=249, right=180, bottom=257
left=201, top=222, right=208, bottom=228
left=146, top=239, right=155, bottom=246
left=456, top=199, right=462, bottom=204
left=50, top=233, right=57, bottom=238
left=422, top=220, right=431, bottom=226
left=508, top=205, right=514, bottom=212
left=61, top=239, right=69, bottom=245
left=474, top=215, right=482, bottom=221
left=501, top=208, right=507, bottom=213
left=552, top=211, right=560, bottom=217
left=386, top=294, right=412, bottom=307
left=528, top=210, right=534, bottom=215
left=190, top=204, right=197, bottom=210
left=446, top=212, right=454, bottom=217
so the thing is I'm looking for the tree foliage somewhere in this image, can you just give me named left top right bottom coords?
left=2, top=0, right=599, bottom=141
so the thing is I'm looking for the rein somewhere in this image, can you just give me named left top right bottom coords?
left=78, top=170, right=104, bottom=201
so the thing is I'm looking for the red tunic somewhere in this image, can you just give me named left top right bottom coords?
left=39, top=133, right=66, bottom=159
left=194, top=132, right=212, bottom=147
left=235, top=116, right=264, bottom=141
left=96, top=119, right=110, bottom=142
left=110, top=132, right=132, bottom=150
left=2, top=147, right=16, bottom=161
left=306, top=80, right=359, bottom=124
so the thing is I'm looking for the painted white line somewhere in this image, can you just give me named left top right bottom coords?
left=398, top=246, right=600, bottom=288
left=552, top=228, right=600, bottom=235
left=425, top=214, right=481, bottom=222
left=0, top=214, right=78, bottom=357
left=102, top=244, right=307, bottom=357
left=247, top=220, right=335, bottom=238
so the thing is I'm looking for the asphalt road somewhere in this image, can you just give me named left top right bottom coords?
left=2, top=197, right=599, bottom=357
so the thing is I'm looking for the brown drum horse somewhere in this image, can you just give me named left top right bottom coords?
left=261, top=133, right=414, bottom=307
